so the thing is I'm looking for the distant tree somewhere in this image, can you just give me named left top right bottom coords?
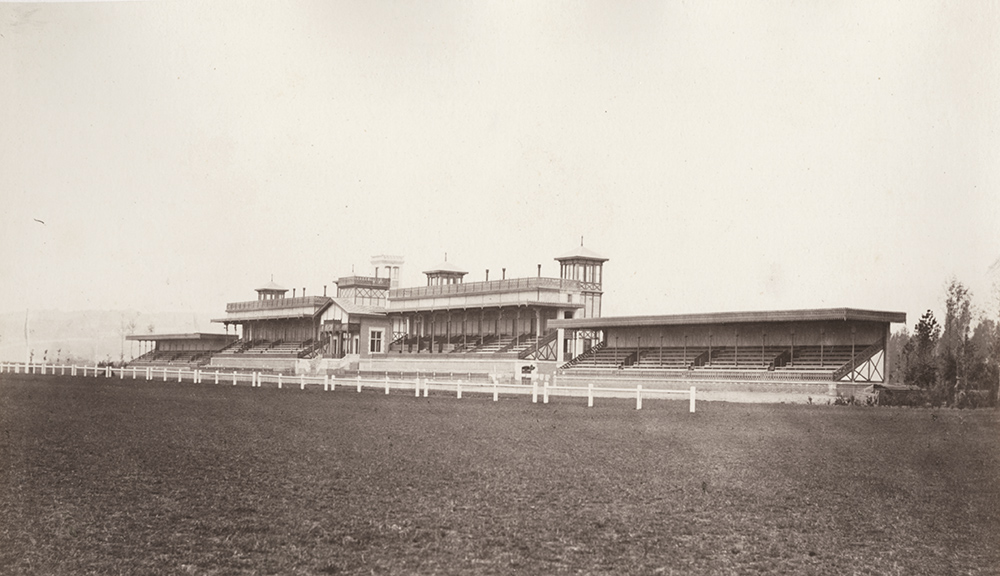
left=904, top=310, right=940, bottom=391
left=887, top=328, right=911, bottom=384
left=939, top=279, right=973, bottom=405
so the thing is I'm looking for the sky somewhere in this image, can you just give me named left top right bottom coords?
left=1, top=1, right=998, bottom=330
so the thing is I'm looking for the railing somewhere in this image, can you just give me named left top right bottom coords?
left=388, top=276, right=587, bottom=300
left=336, top=276, right=390, bottom=288
left=832, top=339, right=885, bottom=381
left=226, top=295, right=331, bottom=313
left=0, top=361, right=695, bottom=412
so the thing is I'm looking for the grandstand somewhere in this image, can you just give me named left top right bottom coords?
left=125, top=245, right=906, bottom=397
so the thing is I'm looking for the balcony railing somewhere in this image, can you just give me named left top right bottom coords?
left=226, top=295, right=331, bottom=313
left=337, top=276, right=390, bottom=288
left=388, top=276, right=596, bottom=300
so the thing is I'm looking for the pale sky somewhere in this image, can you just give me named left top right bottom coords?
left=1, top=1, right=998, bottom=328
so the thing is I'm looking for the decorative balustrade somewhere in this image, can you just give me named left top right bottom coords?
left=226, top=295, right=331, bottom=313
left=388, top=276, right=595, bottom=301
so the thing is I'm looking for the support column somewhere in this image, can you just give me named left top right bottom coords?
left=556, top=328, right=566, bottom=364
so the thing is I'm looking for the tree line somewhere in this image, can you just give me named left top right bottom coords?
left=888, top=278, right=999, bottom=407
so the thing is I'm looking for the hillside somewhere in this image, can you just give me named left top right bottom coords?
left=0, top=310, right=219, bottom=364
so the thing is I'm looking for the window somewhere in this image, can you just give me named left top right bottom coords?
left=369, top=329, right=384, bottom=354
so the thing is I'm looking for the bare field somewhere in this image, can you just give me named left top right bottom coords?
left=1, top=375, right=998, bottom=575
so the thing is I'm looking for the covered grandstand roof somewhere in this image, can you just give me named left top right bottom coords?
left=126, top=332, right=237, bottom=342
left=549, top=308, right=906, bottom=329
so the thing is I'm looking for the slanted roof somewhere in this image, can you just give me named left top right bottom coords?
left=256, top=280, right=287, bottom=292
left=423, top=260, right=468, bottom=275
left=330, top=297, right=387, bottom=317
left=555, top=244, right=608, bottom=262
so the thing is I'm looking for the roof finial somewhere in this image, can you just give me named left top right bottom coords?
left=271, top=274, right=274, bottom=282
left=581, top=235, right=584, bottom=246
left=445, top=252, right=448, bottom=262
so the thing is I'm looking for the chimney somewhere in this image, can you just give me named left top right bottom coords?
left=502, top=268, right=506, bottom=280
left=323, top=285, right=327, bottom=297
left=302, top=287, right=305, bottom=297
left=485, top=269, right=489, bottom=281
left=293, top=288, right=296, bottom=297
left=537, top=264, right=541, bottom=277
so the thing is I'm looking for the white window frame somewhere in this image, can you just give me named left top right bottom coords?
left=369, top=328, right=384, bottom=354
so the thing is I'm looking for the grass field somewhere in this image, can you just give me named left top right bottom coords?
left=1, top=375, right=998, bottom=575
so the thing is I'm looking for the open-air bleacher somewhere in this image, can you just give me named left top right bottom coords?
left=562, top=342, right=874, bottom=380
left=129, top=349, right=214, bottom=368
left=634, top=347, right=708, bottom=369
left=774, top=345, right=861, bottom=371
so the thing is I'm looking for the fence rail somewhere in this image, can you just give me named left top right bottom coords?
left=0, top=361, right=696, bottom=412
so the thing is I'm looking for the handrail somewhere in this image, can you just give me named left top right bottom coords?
left=387, top=276, right=585, bottom=300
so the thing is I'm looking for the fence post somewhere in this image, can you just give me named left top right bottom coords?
left=163, top=368, right=167, bottom=381
left=215, top=371, right=219, bottom=385
left=278, top=374, right=282, bottom=389
left=532, top=379, right=538, bottom=403
left=457, top=380, right=462, bottom=399
left=588, top=383, right=594, bottom=408
left=131, top=367, right=136, bottom=379
left=72, top=365, right=78, bottom=377
left=331, top=375, right=336, bottom=391
left=62, top=365, right=66, bottom=376
left=543, top=381, right=549, bottom=404
left=324, top=374, right=329, bottom=391
left=415, top=378, right=420, bottom=397
left=233, top=371, right=238, bottom=386
left=177, top=369, right=182, bottom=383
left=385, top=375, right=390, bottom=395
left=106, top=365, right=111, bottom=378
left=636, top=384, right=642, bottom=410
left=357, top=375, right=361, bottom=393
left=689, top=386, right=696, bottom=413
left=301, top=374, right=305, bottom=390
left=423, top=378, right=429, bottom=397
left=493, top=380, right=498, bottom=402
left=120, top=367, right=124, bottom=379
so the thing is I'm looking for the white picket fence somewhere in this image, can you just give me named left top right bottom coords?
left=0, top=361, right=696, bottom=412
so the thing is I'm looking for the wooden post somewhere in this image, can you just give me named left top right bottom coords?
left=532, top=379, right=538, bottom=403
left=493, top=380, right=498, bottom=402
left=357, top=375, right=361, bottom=393
left=301, top=374, right=305, bottom=390
left=385, top=375, right=390, bottom=395
left=163, top=368, right=167, bottom=381
left=215, top=371, right=219, bottom=385
left=423, top=378, right=429, bottom=397
left=177, top=369, right=182, bottom=382
left=690, top=386, right=696, bottom=413
left=457, top=380, right=462, bottom=399
left=588, top=382, right=594, bottom=408
left=324, top=374, right=330, bottom=391
left=415, top=378, right=420, bottom=397
left=278, top=374, right=282, bottom=389
left=233, top=371, right=238, bottom=386
left=543, top=381, right=549, bottom=404
left=636, top=384, right=642, bottom=410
